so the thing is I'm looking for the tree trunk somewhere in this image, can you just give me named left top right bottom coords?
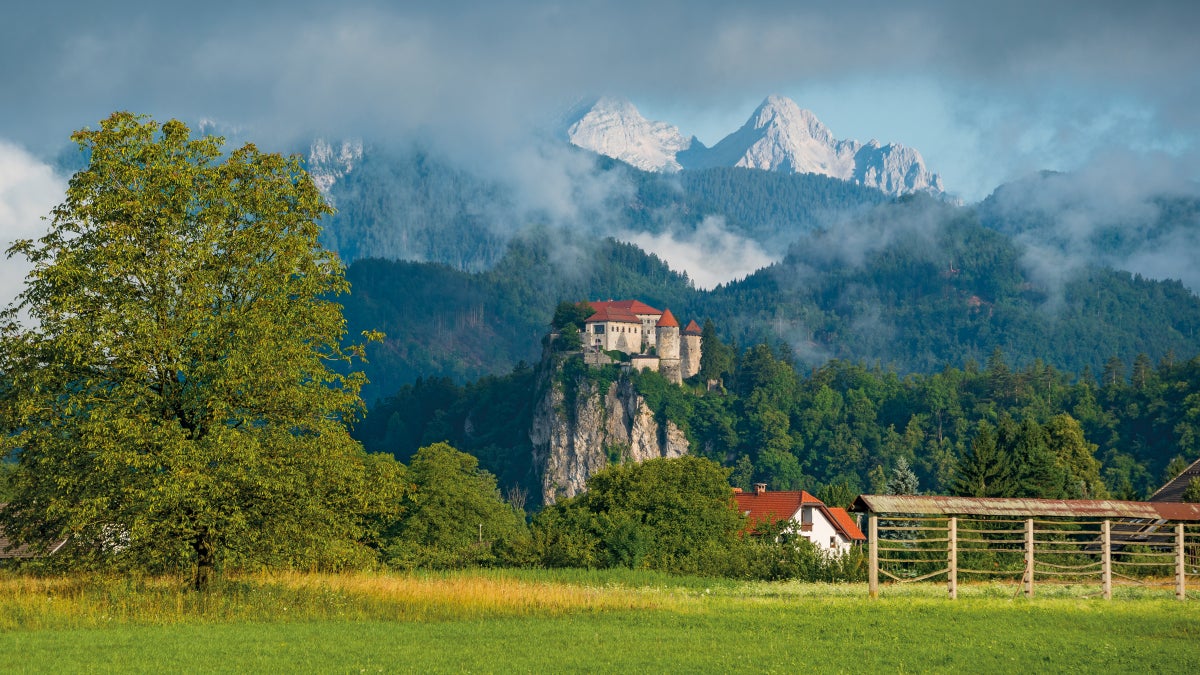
left=193, top=529, right=215, bottom=591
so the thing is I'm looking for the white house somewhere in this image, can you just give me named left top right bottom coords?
left=733, top=484, right=866, bottom=555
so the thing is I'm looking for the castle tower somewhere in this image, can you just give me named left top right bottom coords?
left=681, top=320, right=703, bottom=380
left=656, top=309, right=681, bottom=384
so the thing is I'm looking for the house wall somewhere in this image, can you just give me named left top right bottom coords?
left=786, top=507, right=853, bottom=556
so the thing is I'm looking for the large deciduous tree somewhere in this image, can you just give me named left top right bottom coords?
left=0, top=112, right=388, bottom=587
left=532, top=456, right=744, bottom=573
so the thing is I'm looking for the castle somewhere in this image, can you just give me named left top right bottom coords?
left=581, top=300, right=702, bottom=385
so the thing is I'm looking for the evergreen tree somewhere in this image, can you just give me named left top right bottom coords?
left=953, top=422, right=1017, bottom=497
left=885, top=457, right=920, bottom=495
left=1010, top=418, right=1068, bottom=499
left=1044, top=414, right=1108, bottom=498
left=698, top=319, right=735, bottom=384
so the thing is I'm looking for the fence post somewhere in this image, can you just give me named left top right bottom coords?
left=1024, top=518, right=1035, bottom=598
left=948, top=516, right=957, bottom=600
left=1178, top=522, right=1187, bottom=602
left=869, top=513, right=879, bottom=599
left=1102, top=519, right=1112, bottom=601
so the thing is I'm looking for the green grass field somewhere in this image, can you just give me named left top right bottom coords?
left=1, top=571, right=1197, bottom=673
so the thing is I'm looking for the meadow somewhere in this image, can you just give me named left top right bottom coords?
left=1, top=569, right=1197, bottom=673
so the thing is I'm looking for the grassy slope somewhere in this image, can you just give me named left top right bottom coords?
left=1, top=572, right=1197, bottom=673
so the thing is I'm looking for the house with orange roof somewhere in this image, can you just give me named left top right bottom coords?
left=581, top=300, right=703, bottom=385
left=733, top=484, right=866, bottom=555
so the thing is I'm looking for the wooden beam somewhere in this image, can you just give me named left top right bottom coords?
left=869, top=513, right=879, bottom=599
left=1024, top=518, right=1035, bottom=598
left=1102, top=519, right=1112, bottom=601
left=948, top=516, right=957, bottom=600
left=1177, top=522, right=1187, bottom=602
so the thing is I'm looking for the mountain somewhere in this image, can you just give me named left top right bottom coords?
left=564, top=97, right=694, bottom=172
left=307, top=138, right=363, bottom=195
left=566, top=94, right=943, bottom=196
left=306, top=142, right=887, bottom=273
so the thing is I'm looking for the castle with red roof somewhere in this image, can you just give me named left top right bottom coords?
left=582, top=300, right=702, bottom=385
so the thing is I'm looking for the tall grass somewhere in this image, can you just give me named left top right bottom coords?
left=1, top=567, right=1194, bottom=633
left=0, top=569, right=692, bottom=631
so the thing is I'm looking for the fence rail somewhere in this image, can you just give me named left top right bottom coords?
left=867, top=515, right=1199, bottom=600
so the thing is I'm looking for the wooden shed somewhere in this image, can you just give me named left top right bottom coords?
left=850, top=495, right=1200, bottom=600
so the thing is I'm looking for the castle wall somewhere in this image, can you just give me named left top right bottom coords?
left=587, top=320, right=644, bottom=354
left=637, top=314, right=660, bottom=349
left=681, top=334, right=702, bottom=379
left=630, top=355, right=659, bottom=372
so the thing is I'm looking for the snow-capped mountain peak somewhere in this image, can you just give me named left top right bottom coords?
left=565, top=97, right=692, bottom=172
left=564, top=94, right=944, bottom=196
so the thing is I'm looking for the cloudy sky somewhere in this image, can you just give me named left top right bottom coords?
left=1, top=1, right=1198, bottom=292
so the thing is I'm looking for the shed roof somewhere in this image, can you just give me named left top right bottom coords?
left=850, top=494, right=1200, bottom=521
left=1149, top=456, right=1200, bottom=502
left=0, top=506, right=69, bottom=559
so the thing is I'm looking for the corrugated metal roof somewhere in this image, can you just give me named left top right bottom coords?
left=1150, top=456, right=1200, bottom=502
left=850, top=494, right=1200, bottom=521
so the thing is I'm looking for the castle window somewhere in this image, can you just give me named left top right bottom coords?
left=593, top=325, right=605, bottom=334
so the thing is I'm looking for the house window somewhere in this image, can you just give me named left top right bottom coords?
left=830, top=537, right=838, bottom=548
left=593, top=325, right=605, bottom=334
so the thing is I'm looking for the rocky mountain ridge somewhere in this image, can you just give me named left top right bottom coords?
left=566, top=94, right=943, bottom=196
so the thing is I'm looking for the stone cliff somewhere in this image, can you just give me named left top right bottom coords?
left=530, top=366, right=688, bottom=505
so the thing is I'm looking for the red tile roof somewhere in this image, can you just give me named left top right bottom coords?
left=733, top=490, right=865, bottom=541
left=733, top=490, right=821, bottom=528
left=682, top=320, right=702, bottom=336
left=656, top=308, right=679, bottom=328
left=827, top=507, right=866, bottom=541
left=589, top=300, right=662, bottom=316
left=584, top=305, right=641, bottom=324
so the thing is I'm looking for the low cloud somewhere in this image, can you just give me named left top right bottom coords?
left=618, top=215, right=775, bottom=290
left=0, top=140, right=64, bottom=323
left=985, top=149, right=1200, bottom=299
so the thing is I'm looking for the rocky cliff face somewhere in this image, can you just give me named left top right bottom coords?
left=530, top=370, right=688, bottom=505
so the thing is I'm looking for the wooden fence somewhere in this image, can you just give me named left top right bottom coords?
left=867, top=514, right=1200, bottom=600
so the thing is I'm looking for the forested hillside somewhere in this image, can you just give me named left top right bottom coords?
left=344, top=236, right=700, bottom=403
left=317, top=145, right=889, bottom=272
left=344, top=194, right=1200, bottom=404
left=354, top=343, right=1200, bottom=508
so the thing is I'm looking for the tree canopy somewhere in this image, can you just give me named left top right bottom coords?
left=531, top=456, right=744, bottom=573
left=0, top=112, right=387, bottom=587
left=381, top=442, right=526, bottom=569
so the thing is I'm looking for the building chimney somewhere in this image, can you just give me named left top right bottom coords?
left=754, top=483, right=767, bottom=495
